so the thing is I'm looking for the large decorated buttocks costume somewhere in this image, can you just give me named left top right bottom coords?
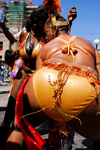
left=32, top=59, right=100, bottom=124
left=15, top=2, right=100, bottom=149
left=15, top=57, right=100, bottom=149
left=31, top=36, right=100, bottom=124
left=16, top=36, right=100, bottom=134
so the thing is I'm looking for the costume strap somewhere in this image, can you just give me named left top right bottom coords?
left=44, top=15, right=69, bottom=29
left=55, top=36, right=87, bottom=61
left=56, top=20, right=69, bottom=26
left=55, top=36, right=77, bottom=45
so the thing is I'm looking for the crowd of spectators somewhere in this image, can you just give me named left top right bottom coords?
left=0, top=61, right=12, bottom=83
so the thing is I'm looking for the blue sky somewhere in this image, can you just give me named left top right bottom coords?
left=6, top=0, right=100, bottom=49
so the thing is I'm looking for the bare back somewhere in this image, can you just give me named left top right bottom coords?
left=37, top=34, right=96, bottom=71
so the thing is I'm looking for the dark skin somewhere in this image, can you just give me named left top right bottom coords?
left=21, top=23, right=100, bottom=142
left=36, top=25, right=97, bottom=70
left=3, top=7, right=77, bottom=150
left=6, top=31, right=32, bottom=100
left=67, top=7, right=77, bottom=22
left=0, top=7, right=77, bottom=43
left=2, top=7, right=100, bottom=149
left=0, top=6, right=77, bottom=120
left=36, top=26, right=100, bottom=141
left=0, top=17, right=17, bottom=43
left=7, top=14, right=100, bottom=150
left=0, top=6, right=77, bottom=102
left=67, top=7, right=77, bottom=34
left=36, top=24, right=100, bottom=140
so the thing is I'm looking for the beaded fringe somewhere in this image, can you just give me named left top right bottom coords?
left=20, top=60, right=100, bottom=127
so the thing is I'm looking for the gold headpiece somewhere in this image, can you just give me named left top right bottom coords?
left=44, top=15, right=69, bottom=29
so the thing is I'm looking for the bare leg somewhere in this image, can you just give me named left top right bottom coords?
left=0, top=69, right=28, bottom=142
left=6, top=130, right=26, bottom=150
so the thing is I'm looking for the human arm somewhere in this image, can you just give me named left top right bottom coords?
left=15, top=57, right=31, bottom=72
left=0, top=17, right=17, bottom=43
left=22, top=63, right=31, bottom=72
left=11, top=57, right=32, bottom=77
left=67, top=7, right=77, bottom=34
left=95, top=49, right=100, bottom=81
left=36, top=52, right=43, bottom=69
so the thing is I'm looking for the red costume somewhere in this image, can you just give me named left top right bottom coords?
left=15, top=76, right=46, bottom=150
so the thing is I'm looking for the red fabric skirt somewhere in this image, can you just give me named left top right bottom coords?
left=15, top=75, right=46, bottom=150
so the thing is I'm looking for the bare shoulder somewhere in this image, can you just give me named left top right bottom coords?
left=37, top=42, right=51, bottom=60
left=41, top=39, right=60, bottom=51
left=76, top=36, right=94, bottom=47
left=38, top=39, right=60, bottom=61
left=75, top=36, right=95, bottom=52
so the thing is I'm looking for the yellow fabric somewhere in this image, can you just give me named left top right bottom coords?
left=19, top=34, right=42, bottom=59
left=32, top=62, right=100, bottom=122
left=19, top=47, right=28, bottom=58
left=19, top=33, right=29, bottom=58
left=19, top=42, right=42, bottom=59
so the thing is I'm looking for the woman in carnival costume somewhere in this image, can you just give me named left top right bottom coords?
left=14, top=8, right=100, bottom=150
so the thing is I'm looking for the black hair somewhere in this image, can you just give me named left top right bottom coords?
left=25, top=4, right=49, bottom=36
left=5, top=49, right=15, bottom=65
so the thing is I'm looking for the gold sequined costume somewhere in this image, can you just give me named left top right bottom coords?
left=32, top=59, right=100, bottom=123
left=19, top=33, right=43, bottom=59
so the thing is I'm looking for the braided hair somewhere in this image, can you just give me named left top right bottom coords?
left=26, top=5, right=49, bottom=37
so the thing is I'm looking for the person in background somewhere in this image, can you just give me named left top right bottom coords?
left=0, top=5, right=49, bottom=144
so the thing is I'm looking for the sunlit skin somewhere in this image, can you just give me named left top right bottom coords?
left=18, top=21, right=100, bottom=143
left=3, top=5, right=100, bottom=150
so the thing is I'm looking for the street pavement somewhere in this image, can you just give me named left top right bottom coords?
left=0, top=81, right=10, bottom=124
left=0, top=81, right=93, bottom=150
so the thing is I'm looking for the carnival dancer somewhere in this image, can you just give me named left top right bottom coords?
left=5, top=11, right=100, bottom=150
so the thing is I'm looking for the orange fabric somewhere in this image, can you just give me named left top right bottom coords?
left=43, top=61, right=100, bottom=85
left=43, top=0, right=63, bottom=12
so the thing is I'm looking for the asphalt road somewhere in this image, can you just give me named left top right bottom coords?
left=0, top=81, right=93, bottom=150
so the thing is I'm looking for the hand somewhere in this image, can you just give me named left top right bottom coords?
left=67, top=7, right=77, bottom=23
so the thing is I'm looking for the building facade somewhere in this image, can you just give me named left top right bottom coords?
left=0, top=0, right=37, bottom=61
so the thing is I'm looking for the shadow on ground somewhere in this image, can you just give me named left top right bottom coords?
left=0, top=107, right=7, bottom=111
left=0, top=91, right=9, bottom=94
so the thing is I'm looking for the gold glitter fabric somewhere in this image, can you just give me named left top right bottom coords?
left=17, top=33, right=43, bottom=59
left=32, top=59, right=100, bottom=123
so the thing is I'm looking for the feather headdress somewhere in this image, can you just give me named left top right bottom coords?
left=43, top=0, right=63, bottom=13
